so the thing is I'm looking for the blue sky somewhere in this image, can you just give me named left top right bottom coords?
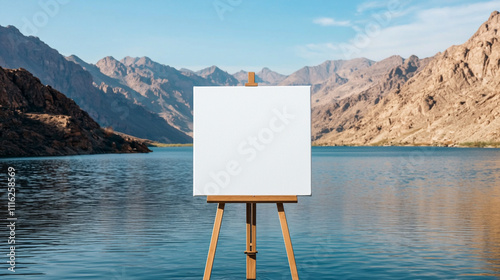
left=0, top=0, right=497, bottom=74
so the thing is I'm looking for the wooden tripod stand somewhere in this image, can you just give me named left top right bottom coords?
left=203, top=195, right=299, bottom=280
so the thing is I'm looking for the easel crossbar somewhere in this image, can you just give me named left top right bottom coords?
left=207, top=195, right=298, bottom=203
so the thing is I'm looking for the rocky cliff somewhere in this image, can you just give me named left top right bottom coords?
left=0, top=67, right=151, bottom=157
left=315, top=11, right=500, bottom=146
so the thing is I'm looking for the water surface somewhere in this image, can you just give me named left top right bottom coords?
left=0, top=147, right=499, bottom=279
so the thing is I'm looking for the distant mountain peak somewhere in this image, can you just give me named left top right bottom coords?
left=233, top=70, right=247, bottom=75
left=101, top=55, right=119, bottom=62
left=255, top=67, right=286, bottom=85
left=4, top=25, right=21, bottom=34
left=120, top=56, right=154, bottom=66
left=196, top=65, right=221, bottom=75
left=404, top=55, right=420, bottom=66
left=280, top=57, right=375, bottom=86
left=179, top=68, right=194, bottom=73
left=195, top=65, right=237, bottom=86
left=66, top=54, right=85, bottom=64
left=96, top=56, right=127, bottom=78
left=489, top=10, right=499, bottom=20
left=120, top=56, right=136, bottom=66
left=469, top=10, right=500, bottom=42
left=135, top=56, right=153, bottom=65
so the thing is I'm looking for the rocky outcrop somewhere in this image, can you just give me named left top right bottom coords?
left=0, top=67, right=151, bottom=157
left=0, top=25, right=191, bottom=143
left=315, top=11, right=500, bottom=146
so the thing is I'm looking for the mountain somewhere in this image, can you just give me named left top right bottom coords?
left=65, top=55, right=147, bottom=105
left=86, top=56, right=213, bottom=135
left=0, top=25, right=191, bottom=143
left=257, top=67, right=287, bottom=85
left=86, top=60, right=287, bottom=135
left=196, top=65, right=238, bottom=86
left=315, top=11, right=500, bottom=146
left=0, top=67, right=150, bottom=157
left=85, top=54, right=433, bottom=139
left=179, top=68, right=195, bottom=74
left=312, top=55, right=432, bottom=140
left=312, top=55, right=407, bottom=105
left=279, top=58, right=375, bottom=87
left=233, top=70, right=249, bottom=85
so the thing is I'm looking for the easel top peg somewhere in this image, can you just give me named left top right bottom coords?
left=245, top=72, right=258, bottom=87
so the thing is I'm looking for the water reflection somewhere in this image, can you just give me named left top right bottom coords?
left=310, top=147, right=500, bottom=278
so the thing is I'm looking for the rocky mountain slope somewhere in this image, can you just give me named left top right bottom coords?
left=0, top=67, right=150, bottom=157
left=313, top=55, right=408, bottom=104
left=315, top=11, right=500, bottom=146
left=0, top=25, right=191, bottom=143
left=66, top=55, right=147, bottom=105
left=312, top=55, right=432, bottom=140
left=88, top=56, right=213, bottom=135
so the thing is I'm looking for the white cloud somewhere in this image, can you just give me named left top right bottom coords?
left=298, top=1, right=498, bottom=62
left=356, top=1, right=387, bottom=14
left=313, top=17, right=351, bottom=27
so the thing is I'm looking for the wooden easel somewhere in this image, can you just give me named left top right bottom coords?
left=202, top=73, right=300, bottom=280
left=203, top=196, right=299, bottom=280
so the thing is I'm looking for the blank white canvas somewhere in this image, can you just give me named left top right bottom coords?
left=193, top=86, right=311, bottom=196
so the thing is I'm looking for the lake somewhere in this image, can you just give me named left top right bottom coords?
left=0, top=147, right=499, bottom=279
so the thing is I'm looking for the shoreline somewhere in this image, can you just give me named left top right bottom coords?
left=2, top=142, right=499, bottom=159
left=311, top=142, right=500, bottom=148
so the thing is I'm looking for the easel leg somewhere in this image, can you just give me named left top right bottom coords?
left=245, top=203, right=257, bottom=279
left=204, top=203, right=225, bottom=280
left=277, top=203, right=299, bottom=280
